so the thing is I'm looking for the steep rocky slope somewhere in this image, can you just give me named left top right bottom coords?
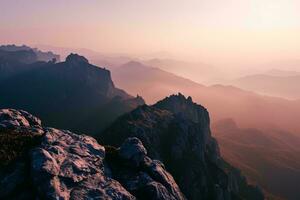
left=0, top=109, right=185, bottom=200
left=0, top=53, right=144, bottom=134
left=100, top=94, right=264, bottom=200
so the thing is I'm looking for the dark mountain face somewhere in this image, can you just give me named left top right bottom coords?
left=0, top=49, right=40, bottom=81
left=99, top=94, right=264, bottom=200
left=0, top=49, right=38, bottom=64
left=0, top=109, right=185, bottom=200
left=0, top=45, right=59, bottom=81
left=0, top=53, right=144, bottom=134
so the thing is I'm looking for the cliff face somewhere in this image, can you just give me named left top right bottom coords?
left=100, top=94, right=264, bottom=200
left=0, top=109, right=185, bottom=200
left=0, top=53, right=144, bottom=134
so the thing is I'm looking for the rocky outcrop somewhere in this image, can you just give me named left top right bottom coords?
left=100, top=94, right=265, bottom=200
left=106, top=137, right=185, bottom=200
left=0, top=109, right=184, bottom=200
left=65, top=53, right=89, bottom=64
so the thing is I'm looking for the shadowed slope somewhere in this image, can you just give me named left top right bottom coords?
left=100, top=94, right=264, bottom=200
left=0, top=53, right=144, bottom=134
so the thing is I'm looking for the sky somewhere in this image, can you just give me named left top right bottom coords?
left=1, top=0, right=300, bottom=68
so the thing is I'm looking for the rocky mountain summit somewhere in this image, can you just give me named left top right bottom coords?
left=0, top=52, right=144, bottom=134
left=100, top=94, right=264, bottom=200
left=0, top=109, right=185, bottom=200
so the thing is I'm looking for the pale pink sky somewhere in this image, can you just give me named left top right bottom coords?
left=1, top=0, right=300, bottom=67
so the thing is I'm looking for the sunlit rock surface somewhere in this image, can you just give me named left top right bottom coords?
left=0, top=109, right=184, bottom=200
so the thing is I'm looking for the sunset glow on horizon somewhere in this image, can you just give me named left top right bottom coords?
left=1, top=0, right=300, bottom=67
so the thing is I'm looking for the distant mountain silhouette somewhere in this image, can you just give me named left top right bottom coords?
left=213, top=119, right=300, bottom=200
left=266, top=69, right=300, bottom=77
left=35, top=44, right=133, bottom=69
left=232, top=72, right=300, bottom=99
left=144, top=58, right=221, bottom=84
left=112, top=61, right=300, bottom=133
left=0, top=52, right=144, bottom=134
left=0, top=44, right=60, bottom=62
left=0, top=45, right=60, bottom=81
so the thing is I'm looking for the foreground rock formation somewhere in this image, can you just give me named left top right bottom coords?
left=100, top=94, right=265, bottom=200
left=0, top=109, right=185, bottom=200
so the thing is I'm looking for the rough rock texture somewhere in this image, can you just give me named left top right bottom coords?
left=106, top=137, right=185, bottom=200
left=0, top=109, right=185, bottom=200
left=100, top=94, right=265, bottom=200
left=31, top=129, right=135, bottom=200
left=0, top=109, right=42, bottom=130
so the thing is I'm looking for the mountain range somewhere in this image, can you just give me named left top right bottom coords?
left=0, top=47, right=144, bottom=134
left=1, top=44, right=300, bottom=199
left=0, top=44, right=60, bottom=62
left=109, top=60, right=300, bottom=199
left=0, top=45, right=265, bottom=200
left=212, top=119, right=300, bottom=200
left=231, top=71, right=300, bottom=99
left=111, top=61, right=300, bottom=133
left=0, top=101, right=263, bottom=200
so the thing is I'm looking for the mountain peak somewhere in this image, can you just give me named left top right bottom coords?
left=156, top=93, right=194, bottom=105
left=213, top=118, right=238, bottom=132
left=101, top=94, right=264, bottom=200
left=65, top=53, right=89, bottom=64
left=121, top=60, right=150, bottom=69
left=154, top=93, right=207, bottom=124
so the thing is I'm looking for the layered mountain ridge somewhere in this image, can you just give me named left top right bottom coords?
left=213, top=118, right=300, bottom=200
left=0, top=50, right=144, bottom=134
left=0, top=44, right=60, bottom=62
left=110, top=60, right=300, bottom=199
left=232, top=73, right=300, bottom=99
left=0, top=45, right=265, bottom=199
